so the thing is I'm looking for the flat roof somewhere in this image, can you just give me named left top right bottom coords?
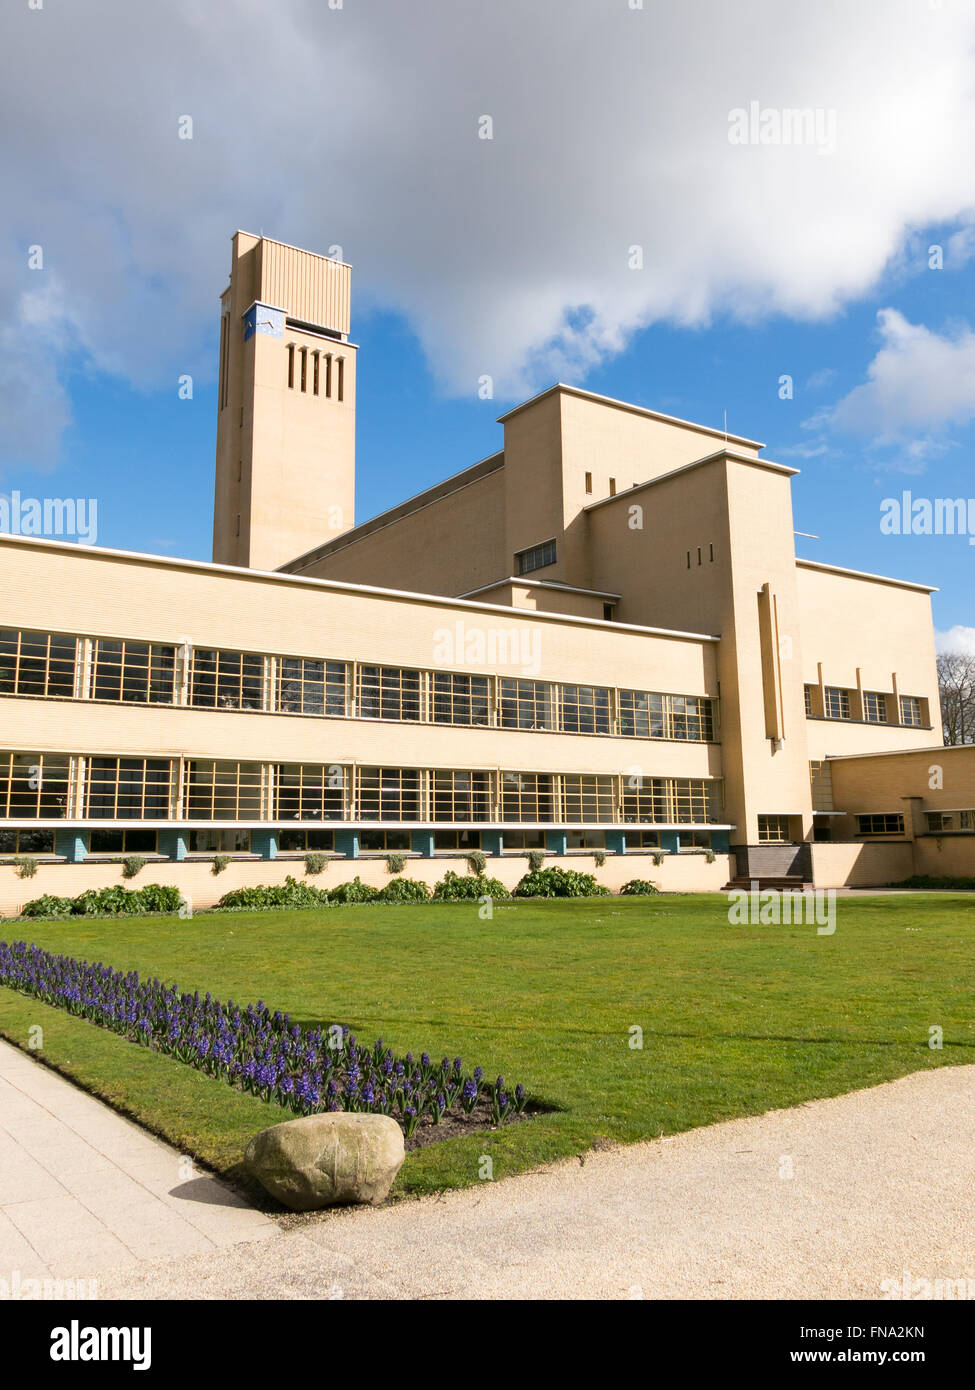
left=826, top=745, right=960, bottom=762
left=497, top=382, right=764, bottom=449
left=234, top=230, right=353, bottom=271
left=457, top=576, right=622, bottom=601
left=583, top=448, right=798, bottom=513
left=0, top=533, right=720, bottom=645
left=282, top=451, right=505, bottom=573
left=795, top=558, right=938, bottom=594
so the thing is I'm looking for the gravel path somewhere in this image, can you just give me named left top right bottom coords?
left=93, top=1065, right=975, bottom=1301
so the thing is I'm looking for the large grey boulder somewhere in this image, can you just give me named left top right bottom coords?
left=245, top=1112, right=405, bottom=1211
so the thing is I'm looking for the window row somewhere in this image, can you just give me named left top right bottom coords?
left=286, top=343, right=345, bottom=399
left=0, top=826, right=720, bottom=859
left=924, top=810, right=975, bottom=834
left=804, top=684, right=926, bottom=727
left=0, top=628, right=718, bottom=740
left=0, top=752, right=723, bottom=827
left=855, top=813, right=905, bottom=836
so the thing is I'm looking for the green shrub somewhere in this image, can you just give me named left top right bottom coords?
left=61, top=884, right=183, bottom=917
left=211, top=854, right=232, bottom=875
left=527, top=849, right=546, bottom=873
left=619, top=879, right=660, bottom=896
left=14, top=856, right=38, bottom=879
left=304, top=852, right=328, bottom=876
left=377, top=876, right=430, bottom=903
left=652, top=851, right=665, bottom=867
left=121, top=855, right=146, bottom=879
left=73, top=885, right=138, bottom=916
left=465, top=849, right=487, bottom=874
left=218, top=876, right=330, bottom=910
left=593, top=849, right=607, bottom=867
left=432, top=870, right=510, bottom=901
left=133, top=884, right=182, bottom=913
left=20, top=893, right=74, bottom=918
left=704, top=848, right=716, bottom=864
left=515, top=866, right=609, bottom=899
left=386, top=853, right=407, bottom=874
left=328, top=876, right=379, bottom=905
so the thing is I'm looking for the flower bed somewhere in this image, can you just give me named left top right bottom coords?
left=0, top=939, right=528, bottom=1145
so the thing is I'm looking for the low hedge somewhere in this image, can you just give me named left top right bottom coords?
left=326, top=876, right=379, bottom=905
left=21, top=883, right=183, bottom=919
left=217, top=876, right=330, bottom=910
left=514, top=866, right=609, bottom=899
left=432, top=870, right=510, bottom=901
left=619, top=879, right=660, bottom=896
left=377, top=876, right=430, bottom=903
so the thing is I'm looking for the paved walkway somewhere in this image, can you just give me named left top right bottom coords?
left=101, top=1064, right=974, bottom=1301
left=3, top=1039, right=973, bottom=1299
left=0, top=1040, right=277, bottom=1283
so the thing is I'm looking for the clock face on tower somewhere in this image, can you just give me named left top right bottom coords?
left=243, top=303, right=285, bottom=342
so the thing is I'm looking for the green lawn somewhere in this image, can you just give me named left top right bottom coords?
left=1, top=894, right=973, bottom=1201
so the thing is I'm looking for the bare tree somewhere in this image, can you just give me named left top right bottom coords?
left=937, top=650, right=975, bottom=745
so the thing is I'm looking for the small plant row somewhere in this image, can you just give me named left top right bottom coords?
left=15, top=867, right=660, bottom=919
left=19, top=883, right=183, bottom=919
left=0, top=939, right=527, bottom=1137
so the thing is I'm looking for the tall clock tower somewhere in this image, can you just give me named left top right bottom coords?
left=212, top=231, right=357, bottom=571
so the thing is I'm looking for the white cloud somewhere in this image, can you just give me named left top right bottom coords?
left=804, top=368, right=838, bottom=391
left=3, top=0, right=975, bottom=468
left=826, top=310, right=975, bottom=436
left=936, top=626, right=975, bottom=657
left=774, top=440, right=829, bottom=459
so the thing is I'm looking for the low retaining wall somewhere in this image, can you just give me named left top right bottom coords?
left=0, top=851, right=735, bottom=918
left=911, top=836, right=975, bottom=881
left=809, top=842, right=914, bottom=887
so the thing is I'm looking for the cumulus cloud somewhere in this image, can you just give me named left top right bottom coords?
left=827, top=310, right=975, bottom=436
left=936, top=626, right=975, bottom=657
left=3, top=0, right=975, bottom=468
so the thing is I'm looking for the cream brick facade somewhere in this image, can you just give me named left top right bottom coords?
left=0, top=231, right=965, bottom=900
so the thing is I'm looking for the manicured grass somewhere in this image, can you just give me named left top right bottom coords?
left=1, top=894, right=974, bottom=1200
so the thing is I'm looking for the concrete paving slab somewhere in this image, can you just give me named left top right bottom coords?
left=0, top=1039, right=280, bottom=1282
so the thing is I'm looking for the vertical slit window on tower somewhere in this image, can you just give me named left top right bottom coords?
left=585, top=472, right=593, bottom=494
left=337, top=356, right=345, bottom=401
left=609, top=478, right=617, bottom=496
left=325, top=354, right=332, bottom=397
left=313, top=351, right=320, bottom=395
left=287, top=343, right=295, bottom=388
left=300, top=347, right=307, bottom=392
left=218, top=315, right=229, bottom=409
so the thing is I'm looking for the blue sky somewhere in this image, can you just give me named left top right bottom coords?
left=3, top=0, right=975, bottom=641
